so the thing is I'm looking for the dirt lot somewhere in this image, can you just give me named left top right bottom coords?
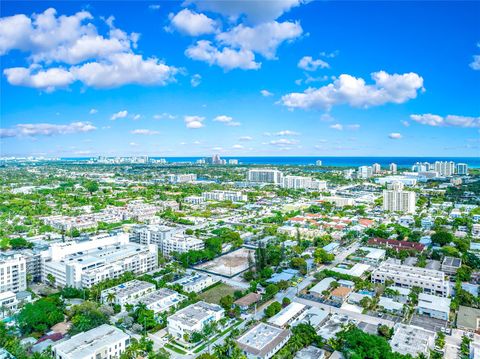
left=194, top=247, right=254, bottom=278
left=199, top=283, right=238, bottom=304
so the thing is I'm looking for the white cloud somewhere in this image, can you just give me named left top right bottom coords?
left=129, top=142, right=139, bottom=146
left=275, top=130, right=300, bottom=136
left=186, top=40, right=260, bottom=71
left=89, top=108, right=98, bottom=114
left=213, top=115, right=240, bottom=126
left=239, top=136, right=253, bottom=141
left=1, top=9, right=178, bottom=91
left=153, top=113, right=176, bottom=120
left=232, top=144, right=244, bottom=149
left=347, top=124, right=360, bottom=130
left=410, top=114, right=480, bottom=128
left=401, top=120, right=410, bottom=127
left=132, top=114, right=142, bottom=120
left=130, top=129, right=160, bottom=135
left=191, top=73, right=201, bottom=87
left=470, top=43, right=480, bottom=70
left=148, top=4, right=161, bottom=10
left=269, top=138, right=299, bottom=146
left=72, top=53, right=178, bottom=88
left=298, top=56, right=329, bottom=71
left=330, top=123, right=343, bottom=131
left=168, top=9, right=217, bottom=36
left=3, top=65, right=75, bottom=92
left=0, top=121, right=96, bottom=138
left=389, top=132, right=402, bottom=139
left=189, top=0, right=306, bottom=24
left=281, top=71, right=424, bottom=110
left=111, top=110, right=128, bottom=120
left=260, top=89, right=273, bottom=97
left=216, top=21, right=302, bottom=59
left=184, top=115, right=205, bottom=128
left=320, top=113, right=334, bottom=122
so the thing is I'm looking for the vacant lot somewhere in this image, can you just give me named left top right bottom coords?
left=199, top=283, right=238, bottom=304
left=194, top=247, right=254, bottom=278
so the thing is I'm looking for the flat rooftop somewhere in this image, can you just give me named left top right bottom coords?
left=53, top=324, right=128, bottom=358
left=103, top=280, right=155, bottom=299
left=236, top=323, right=290, bottom=357
left=390, top=324, right=435, bottom=357
left=168, top=301, right=223, bottom=327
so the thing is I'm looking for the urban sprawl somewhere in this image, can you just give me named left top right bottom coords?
left=0, top=156, right=479, bottom=359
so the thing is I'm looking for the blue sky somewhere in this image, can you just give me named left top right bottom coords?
left=1, top=0, right=479, bottom=158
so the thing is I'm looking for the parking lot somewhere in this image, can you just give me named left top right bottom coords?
left=409, top=314, right=448, bottom=332
left=366, top=311, right=403, bottom=324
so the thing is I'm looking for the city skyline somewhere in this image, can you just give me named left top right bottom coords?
left=1, top=1, right=479, bottom=157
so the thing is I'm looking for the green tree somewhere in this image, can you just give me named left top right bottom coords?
left=18, top=297, right=64, bottom=335
left=264, top=301, right=282, bottom=318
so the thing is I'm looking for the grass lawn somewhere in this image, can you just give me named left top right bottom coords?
left=199, top=283, right=237, bottom=304
left=165, top=343, right=187, bottom=355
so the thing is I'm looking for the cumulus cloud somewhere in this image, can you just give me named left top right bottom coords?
left=410, top=114, right=480, bottom=128
left=89, top=108, right=98, bottom=114
left=330, top=123, right=343, bottom=131
left=153, top=113, right=176, bottom=120
left=269, top=138, right=299, bottom=146
left=186, top=40, right=260, bottom=71
left=0, top=121, right=96, bottom=138
left=130, top=129, right=160, bottom=135
left=275, top=130, right=300, bottom=136
left=213, top=115, right=240, bottom=126
left=191, top=73, right=201, bottom=87
left=232, top=144, right=244, bottom=149
left=1, top=8, right=178, bottom=91
left=111, top=110, right=128, bottom=120
left=168, top=9, right=218, bottom=36
left=281, top=71, right=424, bottom=110
left=216, top=21, right=302, bottom=59
left=239, top=136, right=253, bottom=141
left=149, top=4, right=161, bottom=10
left=401, top=120, right=410, bottom=127
left=298, top=56, right=329, bottom=71
left=470, top=43, right=480, bottom=70
left=389, top=132, right=402, bottom=139
left=260, top=89, right=273, bottom=97
left=189, top=0, right=307, bottom=24
left=184, top=115, right=205, bottom=128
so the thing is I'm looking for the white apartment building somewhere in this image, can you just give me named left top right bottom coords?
left=457, top=163, right=468, bottom=175
left=167, top=301, right=224, bottom=340
left=358, top=166, right=373, bottom=179
left=320, top=196, right=355, bottom=207
left=160, top=234, right=204, bottom=258
left=417, top=293, right=451, bottom=321
left=371, top=261, right=450, bottom=297
left=236, top=322, right=291, bottom=359
left=202, top=190, right=247, bottom=202
left=0, top=291, right=18, bottom=317
left=52, top=324, right=130, bottom=359
left=130, top=288, right=186, bottom=314
left=167, top=173, right=197, bottom=183
left=172, top=271, right=219, bottom=293
left=372, top=163, right=381, bottom=174
left=390, top=163, right=398, bottom=174
left=184, top=195, right=204, bottom=205
left=282, top=176, right=327, bottom=190
left=247, top=169, right=284, bottom=184
left=42, top=233, right=157, bottom=288
left=100, top=280, right=156, bottom=309
left=0, top=254, right=27, bottom=293
left=383, top=182, right=416, bottom=213
left=434, top=161, right=455, bottom=177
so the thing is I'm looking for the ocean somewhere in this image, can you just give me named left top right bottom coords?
left=63, top=156, right=480, bottom=168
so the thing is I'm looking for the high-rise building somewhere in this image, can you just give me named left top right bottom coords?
left=228, top=159, right=239, bottom=165
left=167, top=173, right=197, bottom=183
left=382, top=182, right=416, bottom=213
left=358, top=166, right=373, bottom=179
left=316, top=160, right=322, bottom=166
left=389, top=163, right=397, bottom=174
left=372, top=163, right=381, bottom=174
left=282, top=176, right=327, bottom=190
left=434, top=161, right=455, bottom=177
left=456, top=163, right=468, bottom=175
left=247, top=169, right=284, bottom=184
left=412, top=162, right=430, bottom=172
left=203, top=190, right=247, bottom=202
left=0, top=253, right=27, bottom=293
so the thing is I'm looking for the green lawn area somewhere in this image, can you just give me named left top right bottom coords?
left=0, top=237, right=10, bottom=250
left=165, top=343, right=187, bottom=354
left=199, top=283, right=237, bottom=304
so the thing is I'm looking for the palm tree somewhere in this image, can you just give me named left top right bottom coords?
left=106, top=292, right=116, bottom=306
left=125, top=303, right=134, bottom=313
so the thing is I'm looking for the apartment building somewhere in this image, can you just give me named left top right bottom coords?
left=383, top=182, right=416, bottom=213
left=247, top=169, right=284, bottom=184
left=417, top=293, right=451, bottom=321
left=161, top=234, right=204, bottom=258
left=434, top=161, right=455, bottom=177
left=42, top=233, right=157, bottom=288
left=172, top=271, right=219, bottom=293
left=319, top=196, right=355, bottom=207
left=456, top=163, right=468, bottom=175
left=358, top=166, right=373, bottom=179
left=0, top=253, right=27, bottom=293
left=0, top=291, right=18, bottom=317
left=389, top=163, right=398, bottom=174
left=184, top=195, right=204, bottom=205
left=371, top=261, right=450, bottom=297
left=167, top=301, right=224, bottom=340
left=166, top=173, right=197, bottom=183
left=52, top=324, right=130, bottom=359
left=100, top=280, right=156, bottom=309
left=202, top=190, right=247, bottom=202
left=236, top=322, right=291, bottom=359
left=282, top=176, right=327, bottom=190
left=130, top=288, right=186, bottom=314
